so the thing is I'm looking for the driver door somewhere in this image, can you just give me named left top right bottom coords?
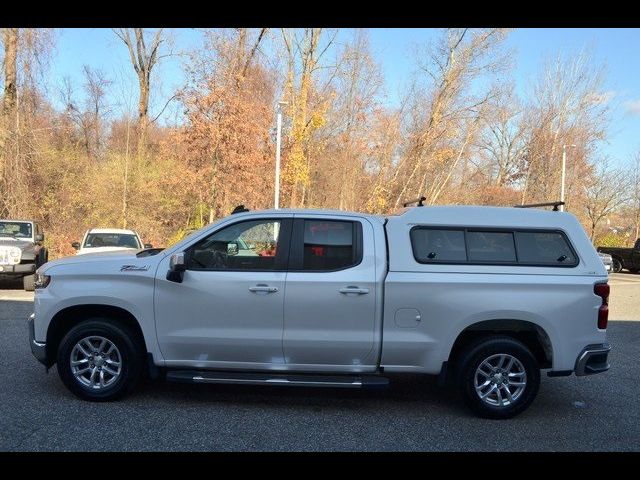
left=154, top=216, right=292, bottom=369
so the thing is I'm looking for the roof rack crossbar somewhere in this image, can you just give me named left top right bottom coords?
left=403, top=196, right=427, bottom=208
left=513, top=201, right=565, bottom=211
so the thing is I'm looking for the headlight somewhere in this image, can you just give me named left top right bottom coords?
left=6, top=247, right=21, bottom=265
left=34, top=273, right=51, bottom=289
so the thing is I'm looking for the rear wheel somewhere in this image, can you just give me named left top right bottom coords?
left=56, top=319, right=143, bottom=401
left=612, top=258, right=623, bottom=273
left=456, top=336, right=540, bottom=419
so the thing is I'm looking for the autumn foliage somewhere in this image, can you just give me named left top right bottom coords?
left=1, top=28, right=639, bottom=260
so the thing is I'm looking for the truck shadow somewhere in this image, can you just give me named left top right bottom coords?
left=135, top=372, right=465, bottom=413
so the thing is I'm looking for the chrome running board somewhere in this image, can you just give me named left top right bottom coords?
left=166, top=370, right=389, bottom=389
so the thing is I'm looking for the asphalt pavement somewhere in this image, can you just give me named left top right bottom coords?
left=0, top=274, right=638, bottom=451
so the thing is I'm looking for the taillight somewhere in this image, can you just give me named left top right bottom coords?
left=594, top=283, right=610, bottom=330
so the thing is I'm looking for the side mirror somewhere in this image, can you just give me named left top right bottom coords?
left=227, top=242, right=239, bottom=256
left=169, top=252, right=186, bottom=272
left=144, top=243, right=153, bottom=249
left=71, top=241, right=80, bottom=250
left=35, top=233, right=44, bottom=242
left=167, top=252, right=186, bottom=283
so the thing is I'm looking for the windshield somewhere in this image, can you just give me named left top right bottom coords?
left=0, top=221, right=32, bottom=239
left=83, top=233, right=141, bottom=249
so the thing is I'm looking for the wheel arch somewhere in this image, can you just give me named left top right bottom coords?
left=447, top=319, right=553, bottom=371
left=45, top=304, right=147, bottom=367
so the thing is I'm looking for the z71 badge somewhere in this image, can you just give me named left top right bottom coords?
left=120, top=265, right=150, bottom=272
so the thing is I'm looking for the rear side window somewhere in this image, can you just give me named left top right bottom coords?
left=410, top=227, right=578, bottom=267
left=410, top=229, right=466, bottom=262
left=515, top=231, right=577, bottom=265
left=302, top=220, right=357, bottom=271
left=467, top=231, right=516, bottom=263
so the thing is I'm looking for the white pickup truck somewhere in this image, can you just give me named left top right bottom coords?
left=28, top=205, right=611, bottom=418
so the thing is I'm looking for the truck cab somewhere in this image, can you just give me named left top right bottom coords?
left=28, top=205, right=611, bottom=418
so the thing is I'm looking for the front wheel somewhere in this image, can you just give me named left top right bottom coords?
left=56, top=319, right=143, bottom=401
left=456, top=336, right=540, bottom=419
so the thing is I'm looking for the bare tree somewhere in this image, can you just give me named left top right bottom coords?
left=520, top=51, right=609, bottom=205
left=2, top=28, right=18, bottom=122
left=391, top=28, right=511, bottom=208
left=476, top=85, right=527, bottom=187
left=83, top=66, right=111, bottom=158
left=113, top=28, right=167, bottom=158
left=584, top=160, right=631, bottom=240
left=1, top=28, right=19, bottom=214
left=59, top=67, right=112, bottom=159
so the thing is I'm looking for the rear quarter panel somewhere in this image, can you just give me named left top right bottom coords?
left=381, top=208, right=608, bottom=373
left=381, top=271, right=607, bottom=373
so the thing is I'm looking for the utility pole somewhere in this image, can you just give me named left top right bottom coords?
left=560, top=144, right=576, bottom=212
left=274, top=101, right=288, bottom=209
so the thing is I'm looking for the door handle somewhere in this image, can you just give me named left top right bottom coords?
left=249, top=284, right=279, bottom=293
left=339, top=286, right=370, bottom=295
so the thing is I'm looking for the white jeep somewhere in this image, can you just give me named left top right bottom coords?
left=29, top=204, right=610, bottom=418
left=0, top=219, right=48, bottom=291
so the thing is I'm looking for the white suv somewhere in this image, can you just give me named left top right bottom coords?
left=71, top=228, right=151, bottom=255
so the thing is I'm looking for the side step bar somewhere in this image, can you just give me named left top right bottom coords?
left=166, top=370, right=389, bottom=389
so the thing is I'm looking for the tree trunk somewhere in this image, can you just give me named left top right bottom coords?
left=1, top=28, right=19, bottom=216
left=137, top=74, right=150, bottom=159
left=2, top=29, right=18, bottom=120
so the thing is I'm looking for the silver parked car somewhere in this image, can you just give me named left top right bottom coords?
left=598, top=251, right=613, bottom=273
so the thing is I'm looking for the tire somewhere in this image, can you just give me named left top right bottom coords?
left=456, top=336, right=540, bottom=419
left=612, top=258, right=623, bottom=273
left=56, top=319, right=143, bottom=401
left=23, top=274, right=35, bottom=291
left=37, top=249, right=48, bottom=267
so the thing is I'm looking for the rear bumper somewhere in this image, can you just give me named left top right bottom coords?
left=28, top=313, right=47, bottom=365
left=574, top=343, right=611, bottom=376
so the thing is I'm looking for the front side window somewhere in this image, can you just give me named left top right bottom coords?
left=84, top=233, right=140, bottom=249
left=186, top=219, right=282, bottom=271
left=302, top=220, right=357, bottom=271
left=410, top=228, right=466, bottom=263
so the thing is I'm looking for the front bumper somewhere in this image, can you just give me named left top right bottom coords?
left=0, top=262, right=36, bottom=277
left=574, top=343, right=611, bottom=376
left=28, top=313, right=47, bottom=365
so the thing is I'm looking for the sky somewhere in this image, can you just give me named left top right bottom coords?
left=46, top=28, right=640, bottom=166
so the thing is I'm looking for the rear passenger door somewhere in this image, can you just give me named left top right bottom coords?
left=282, top=216, right=378, bottom=371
